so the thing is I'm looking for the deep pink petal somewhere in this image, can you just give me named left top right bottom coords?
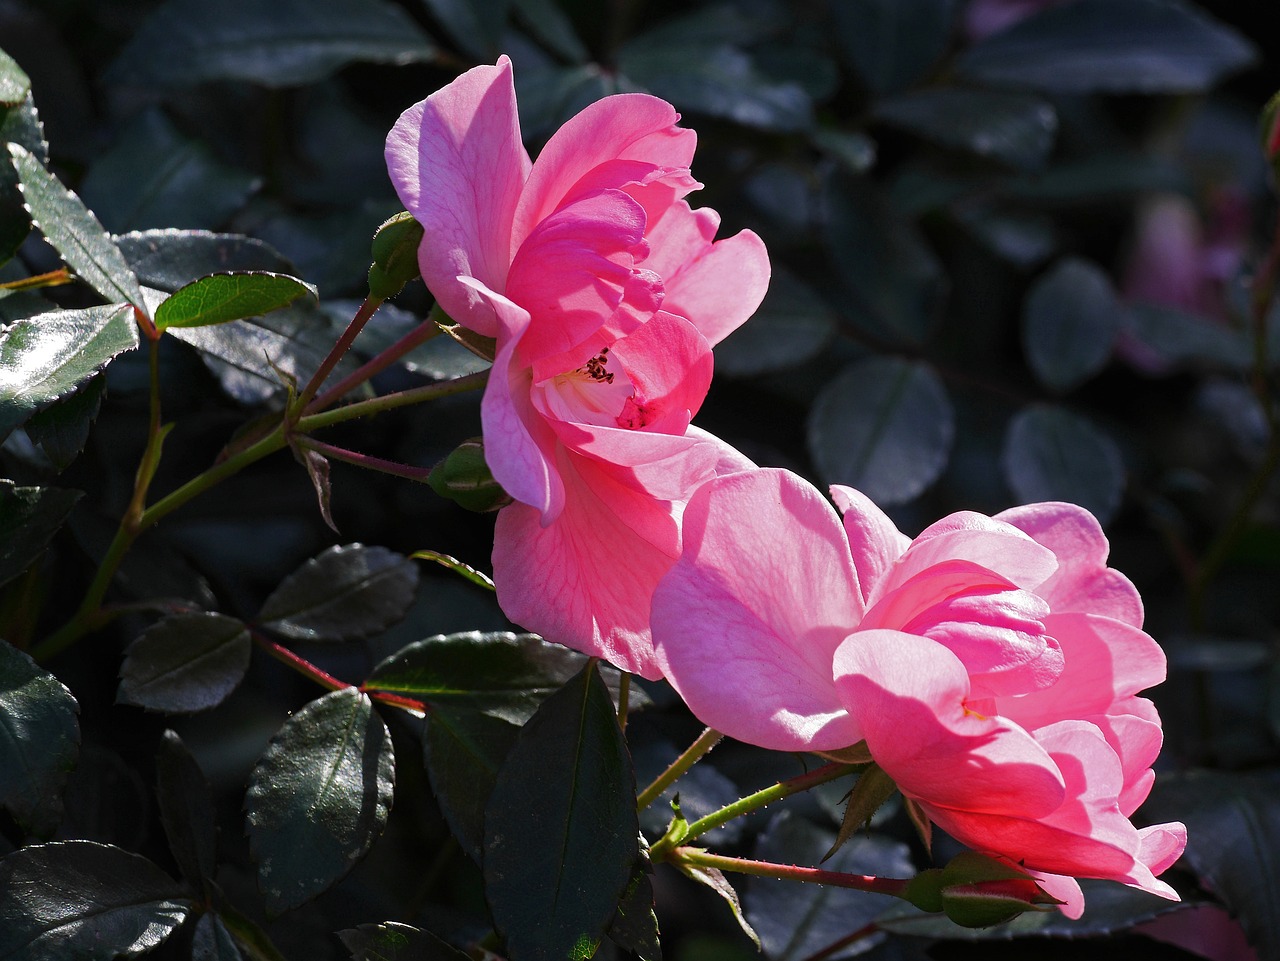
left=608, top=310, right=714, bottom=429
left=642, top=201, right=771, bottom=346
left=385, top=56, right=530, bottom=336
left=1087, top=705, right=1163, bottom=815
left=514, top=93, right=696, bottom=253
left=506, top=190, right=662, bottom=365
left=652, top=469, right=865, bottom=751
left=544, top=422, right=722, bottom=501
left=829, top=485, right=910, bottom=607
left=997, top=502, right=1144, bottom=627
left=834, top=630, right=1066, bottom=817
left=461, top=278, right=562, bottom=521
left=492, top=447, right=681, bottom=679
left=559, top=158, right=700, bottom=231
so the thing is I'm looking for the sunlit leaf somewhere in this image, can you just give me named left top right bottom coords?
left=0, top=47, right=30, bottom=107
left=0, top=639, right=79, bottom=837
left=117, top=613, right=251, bottom=714
left=808, top=357, right=954, bottom=505
left=483, top=663, right=638, bottom=961
left=245, top=689, right=394, bottom=913
left=155, top=271, right=316, bottom=331
left=257, top=544, right=418, bottom=642
left=0, top=840, right=189, bottom=959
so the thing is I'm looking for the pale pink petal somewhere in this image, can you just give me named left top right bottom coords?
left=1088, top=706, right=1163, bottom=815
left=830, top=485, right=910, bottom=607
left=996, top=613, right=1166, bottom=730
left=506, top=190, right=661, bottom=365
left=834, top=629, right=1066, bottom=817
left=1028, top=871, right=1085, bottom=919
left=642, top=201, right=771, bottom=346
left=492, top=447, right=680, bottom=679
left=1137, top=821, right=1187, bottom=878
left=997, top=502, right=1144, bottom=627
left=460, top=278, right=562, bottom=521
left=385, top=56, right=531, bottom=336
left=652, top=469, right=865, bottom=751
left=544, top=422, right=721, bottom=501
left=514, top=94, right=696, bottom=253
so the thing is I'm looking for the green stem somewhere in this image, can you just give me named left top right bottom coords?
left=296, top=367, right=489, bottom=432
left=295, top=294, right=383, bottom=411
left=636, top=727, right=723, bottom=810
left=670, top=847, right=908, bottom=897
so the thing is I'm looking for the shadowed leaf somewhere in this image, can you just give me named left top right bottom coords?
left=118, top=613, right=251, bottom=714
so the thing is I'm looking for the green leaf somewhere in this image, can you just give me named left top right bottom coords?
left=193, top=913, right=245, bottom=961
left=24, top=375, right=106, bottom=471
left=1, top=93, right=46, bottom=265
left=6, top=144, right=146, bottom=311
left=1022, top=257, right=1122, bottom=392
left=367, top=631, right=611, bottom=724
left=422, top=708, right=521, bottom=863
left=825, top=764, right=898, bottom=861
left=823, top=173, right=946, bottom=346
left=154, top=271, right=317, bottom=331
left=0, top=304, right=137, bottom=439
left=1141, top=771, right=1279, bottom=960
left=0, top=639, right=79, bottom=837
left=117, top=613, right=252, bottom=714
left=483, top=663, right=638, bottom=961
left=245, top=688, right=394, bottom=913
left=0, top=840, right=190, bottom=959
left=0, top=481, right=82, bottom=589
left=420, top=0, right=510, bottom=59
left=338, top=921, right=471, bottom=960
left=257, top=544, right=419, bottom=642
left=674, top=858, right=760, bottom=949
left=215, top=902, right=288, bottom=961
left=0, top=47, right=30, bottom=107
left=1003, top=404, right=1124, bottom=525
left=746, top=812, right=913, bottom=960
left=78, top=109, right=261, bottom=233
left=155, top=730, right=218, bottom=892
left=408, top=551, right=495, bottom=591
left=833, top=0, right=956, bottom=94
left=116, top=230, right=296, bottom=293
left=714, top=268, right=835, bottom=378
left=513, top=0, right=589, bottom=62
left=955, top=0, right=1256, bottom=94
left=808, top=357, right=954, bottom=505
left=109, top=0, right=437, bottom=89
left=873, top=89, right=1057, bottom=170
left=607, top=858, right=662, bottom=961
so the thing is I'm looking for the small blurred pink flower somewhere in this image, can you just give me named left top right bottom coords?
left=963, top=0, right=1072, bottom=42
left=652, top=468, right=1185, bottom=915
left=385, top=57, right=768, bottom=677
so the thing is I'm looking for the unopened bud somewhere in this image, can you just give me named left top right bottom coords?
left=368, top=211, right=424, bottom=300
left=427, top=438, right=511, bottom=512
left=901, top=851, right=1059, bottom=928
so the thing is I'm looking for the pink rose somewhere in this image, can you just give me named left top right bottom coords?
left=651, top=468, right=1185, bottom=915
left=385, top=57, right=769, bottom=677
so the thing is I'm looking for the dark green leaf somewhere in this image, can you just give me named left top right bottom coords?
left=954, top=206, right=1057, bottom=268
left=746, top=812, right=913, bottom=960
left=257, top=544, right=418, bottom=642
left=193, top=913, right=244, bottom=961
left=0, top=840, right=190, bottom=959
left=155, top=730, right=218, bottom=892
left=245, top=688, right=394, bottom=913
left=1003, top=404, right=1124, bottom=525
left=79, top=109, right=261, bottom=233
left=1142, top=771, right=1280, bottom=961
left=338, top=921, right=471, bottom=960
left=811, top=129, right=877, bottom=174
left=422, top=708, right=521, bottom=862
left=808, top=357, right=954, bottom=505
left=833, top=0, right=956, bottom=93
left=109, top=0, right=437, bottom=89
left=0, top=47, right=30, bottom=107
left=483, top=663, right=638, bottom=961
left=714, top=269, right=835, bottom=377
left=117, top=613, right=251, bottom=713
left=420, top=0, right=510, bottom=59
left=825, top=764, right=897, bottom=861
left=24, top=375, right=106, bottom=471
left=0, top=481, right=82, bottom=589
left=6, top=144, right=146, bottom=311
left=513, top=0, right=589, bottom=62
left=823, top=173, right=946, bottom=346
left=0, top=639, right=79, bottom=836
left=674, top=859, right=760, bottom=949
left=368, top=631, right=609, bottom=724
left=155, top=271, right=317, bottom=331
left=1122, top=303, right=1251, bottom=370
left=0, top=304, right=136, bottom=439
left=116, top=230, right=296, bottom=293
left=874, top=89, right=1057, bottom=170
left=1022, top=257, right=1122, bottom=392
left=1003, top=154, right=1190, bottom=204
left=607, top=857, right=661, bottom=961
left=955, top=0, right=1256, bottom=94
left=215, top=902, right=288, bottom=961
left=1, top=93, right=46, bottom=265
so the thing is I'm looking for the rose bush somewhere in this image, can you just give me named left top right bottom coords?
left=385, top=57, right=769, bottom=678
left=651, top=467, right=1186, bottom=916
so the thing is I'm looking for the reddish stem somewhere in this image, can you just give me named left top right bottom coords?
left=305, top=310, right=443, bottom=414
left=253, top=632, right=429, bottom=713
left=672, top=847, right=910, bottom=898
left=301, top=437, right=433, bottom=482
left=297, top=295, right=382, bottom=411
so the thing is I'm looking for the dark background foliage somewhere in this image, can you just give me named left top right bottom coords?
left=3, top=0, right=1280, bottom=958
